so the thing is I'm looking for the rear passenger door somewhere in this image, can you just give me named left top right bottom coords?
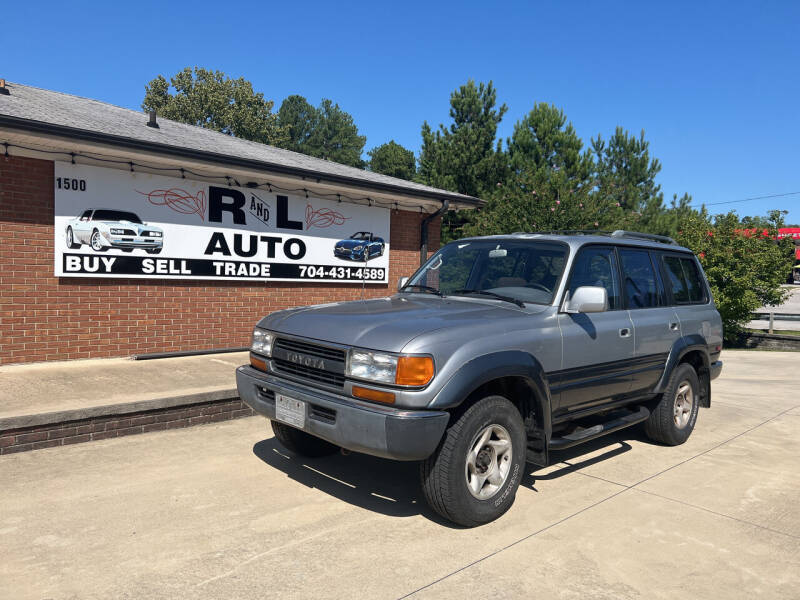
left=618, top=247, right=680, bottom=395
left=660, top=253, right=715, bottom=348
left=555, top=246, right=634, bottom=412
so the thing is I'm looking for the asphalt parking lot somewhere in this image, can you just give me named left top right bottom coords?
left=2, top=350, right=798, bottom=600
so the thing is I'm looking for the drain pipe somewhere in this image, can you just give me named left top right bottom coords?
left=420, top=199, right=449, bottom=266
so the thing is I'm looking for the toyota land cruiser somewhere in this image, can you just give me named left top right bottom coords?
left=236, top=231, right=723, bottom=526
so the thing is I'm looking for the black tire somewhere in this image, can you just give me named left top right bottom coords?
left=145, top=248, right=162, bottom=254
left=65, top=227, right=81, bottom=249
left=420, top=395, right=526, bottom=527
left=644, top=363, right=700, bottom=446
left=270, top=420, right=339, bottom=458
left=122, top=248, right=134, bottom=253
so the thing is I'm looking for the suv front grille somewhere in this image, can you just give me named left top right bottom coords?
left=272, top=337, right=347, bottom=389
left=273, top=338, right=345, bottom=362
left=273, top=358, right=346, bottom=387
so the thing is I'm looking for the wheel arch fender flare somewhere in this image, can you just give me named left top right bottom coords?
left=428, top=350, right=553, bottom=443
left=655, top=334, right=712, bottom=403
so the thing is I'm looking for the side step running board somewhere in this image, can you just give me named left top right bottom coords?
left=549, top=406, right=650, bottom=450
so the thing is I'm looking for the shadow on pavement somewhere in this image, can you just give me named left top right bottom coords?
left=252, top=438, right=459, bottom=527
left=253, top=428, right=644, bottom=524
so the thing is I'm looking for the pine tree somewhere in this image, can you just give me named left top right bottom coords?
left=367, top=141, right=416, bottom=180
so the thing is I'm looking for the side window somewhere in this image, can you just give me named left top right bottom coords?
left=80, top=210, right=92, bottom=221
left=680, top=258, right=707, bottom=303
left=663, top=256, right=690, bottom=303
left=567, top=246, right=621, bottom=310
left=619, top=248, right=660, bottom=309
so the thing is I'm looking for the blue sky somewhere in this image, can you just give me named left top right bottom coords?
left=5, top=1, right=799, bottom=223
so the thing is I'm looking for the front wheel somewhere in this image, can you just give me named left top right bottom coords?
left=145, top=247, right=162, bottom=255
left=90, top=229, right=107, bottom=252
left=644, top=363, right=700, bottom=445
left=270, top=420, right=339, bottom=458
left=420, top=395, right=526, bottom=527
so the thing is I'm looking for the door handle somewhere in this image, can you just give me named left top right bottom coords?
left=669, top=322, right=679, bottom=331
left=619, top=328, right=631, bottom=338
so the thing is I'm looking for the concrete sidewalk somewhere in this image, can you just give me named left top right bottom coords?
left=0, top=352, right=249, bottom=453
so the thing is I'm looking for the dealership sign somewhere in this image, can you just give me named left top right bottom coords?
left=54, top=163, right=390, bottom=282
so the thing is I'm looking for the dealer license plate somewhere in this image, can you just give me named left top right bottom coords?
left=275, top=394, right=306, bottom=428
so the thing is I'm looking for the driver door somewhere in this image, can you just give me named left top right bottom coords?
left=554, top=245, right=634, bottom=413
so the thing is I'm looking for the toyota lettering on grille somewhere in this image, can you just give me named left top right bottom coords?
left=287, top=352, right=326, bottom=370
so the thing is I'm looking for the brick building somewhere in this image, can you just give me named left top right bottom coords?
left=0, top=81, right=480, bottom=365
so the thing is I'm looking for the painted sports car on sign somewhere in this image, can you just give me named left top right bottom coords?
left=333, top=232, right=385, bottom=261
left=65, top=209, right=164, bottom=254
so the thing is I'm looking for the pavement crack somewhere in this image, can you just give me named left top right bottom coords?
left=631, top=488, right=799, bottom=540
left=398, top=404, right=800, bottom=599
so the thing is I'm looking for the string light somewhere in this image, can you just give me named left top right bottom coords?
left=0, top=141, right=436, bottom=214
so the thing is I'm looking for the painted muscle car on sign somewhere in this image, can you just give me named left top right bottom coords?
left=65, top=209, right=164, bottom=254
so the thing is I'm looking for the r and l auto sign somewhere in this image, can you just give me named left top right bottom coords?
left=53, top=162, right=390, bottom=282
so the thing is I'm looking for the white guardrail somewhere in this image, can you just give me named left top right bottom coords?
left=751, top=312, right=800, bottom=333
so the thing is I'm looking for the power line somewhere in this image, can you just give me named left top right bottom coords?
left=692, top=191, right=800, bottom=207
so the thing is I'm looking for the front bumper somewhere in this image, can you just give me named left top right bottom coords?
left=709, top=360, right=723, bottom=381
left=334, top=247, right=365, bottom=261
left=108, top=235, right=163, bottom=249
left=236, top=366, right=449, bottom=461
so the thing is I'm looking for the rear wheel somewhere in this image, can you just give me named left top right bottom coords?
left=65, top=227, right=81, bottom=249
left=270, top=420, right=339, bottom=458
left=644, top=363, right=700, bottom=445
left=420, top=395, right=526, bottom=527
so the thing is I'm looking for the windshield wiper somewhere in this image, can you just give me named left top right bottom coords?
left=451, top=289, right=525, bottom=308
left=401, top=284, right=444, bottom=297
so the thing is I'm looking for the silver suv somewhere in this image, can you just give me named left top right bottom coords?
left=237, top=231, right=723, bottom=526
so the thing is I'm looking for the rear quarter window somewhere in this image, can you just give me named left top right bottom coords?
left=662, top=255, right=707, bottom=304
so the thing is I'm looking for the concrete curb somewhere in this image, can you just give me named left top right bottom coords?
left=0, top=388, right=239, bottom=431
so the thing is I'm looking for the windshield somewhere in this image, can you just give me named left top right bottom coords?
left=404, top=240, right=568, bottom=305
left=350, top=232, right=370, bottom=240
left=92, top=210, right=143, bottom=223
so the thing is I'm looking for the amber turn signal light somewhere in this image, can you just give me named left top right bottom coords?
left=352, top=385, right=396, bottom=404
left=395, top=356, right=435, bottom=386
left=250, top=355, right=267, bottom=372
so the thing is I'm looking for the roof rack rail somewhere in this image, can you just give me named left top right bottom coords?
left=511, top=230, right=609, bottom=236
left=610, top=230, right=677, bottom=245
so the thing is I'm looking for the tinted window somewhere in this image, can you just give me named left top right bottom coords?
left=619, top=248, right=659, bottom=308
left=568, top=246, right=621, bottom=310
left=680, top=258, right=706, bottom=302
left=91, top=210, right=143, bottom=223
left=80, top=210, right=92, bottom=221
left=663, top=255, right=706, bottom=304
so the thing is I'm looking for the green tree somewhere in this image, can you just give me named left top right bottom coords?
left=419, top=80, right=507, bottom=241
left=592, top=128, right=662, bottom=212
left=275, top=96, right=366, bottom=168
left=367, top=141, right=416, bottom=180
left=277, top=94, right=317, bottom=154
left=676, top=210, right=794, bottom=343
left=419, top=80, right=507, bottom=197
left=465, top=103, right=626, bottom=236
left=142, top=67, right=286, bottom=146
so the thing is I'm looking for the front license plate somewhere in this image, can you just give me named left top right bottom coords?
left=275, top=394, right=306, bottom=428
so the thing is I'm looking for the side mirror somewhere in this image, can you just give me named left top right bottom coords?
left=397, top=276, right=409, bottom=292
left=564, top=286, right=608, bottom=313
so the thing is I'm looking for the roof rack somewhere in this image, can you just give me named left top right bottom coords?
left=610, top=230, right=678, bottom=245
left=511, top=230, right=610, bottom=236
left=507, top=230, right=679, bottom=245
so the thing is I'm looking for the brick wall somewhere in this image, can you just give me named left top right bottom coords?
left=0, top=155, right=441, bottom=365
